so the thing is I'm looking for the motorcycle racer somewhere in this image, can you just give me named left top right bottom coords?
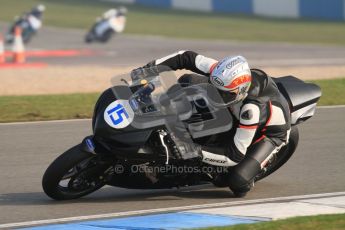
left=85, top=7, right=128, bottom=43
left=5, top=4, right=45, bottom=44
left=98, top=7, right=127, bottom=34
left=24, top=4, right=45, bottom=30
left=27, top=5, right=45, bottom=30
left=132, top=51, right=292, bottom=196
left=102, top=7, right=128, bottom=19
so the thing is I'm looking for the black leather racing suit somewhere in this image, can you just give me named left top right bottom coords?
left=140, top=50, right=292, bottom=193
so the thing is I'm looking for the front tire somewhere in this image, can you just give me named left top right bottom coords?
left=42, top=145, right=107, bottom=200
left=22, top=29, right=34, bottom=44
left=85, top=32, right=94, bottom=43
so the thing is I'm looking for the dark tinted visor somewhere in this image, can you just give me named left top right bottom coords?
left=217, top=89, right=238, bottom=104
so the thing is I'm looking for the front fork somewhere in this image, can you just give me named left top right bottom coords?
left=80, top=136, right=118, bottom=183
left=80, top=136, right=97, bottom=155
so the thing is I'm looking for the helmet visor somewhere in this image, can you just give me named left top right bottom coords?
left=217, top=88, right=238, bottom=105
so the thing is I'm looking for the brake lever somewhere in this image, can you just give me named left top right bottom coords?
left=120, top=78, right=130, bottom=86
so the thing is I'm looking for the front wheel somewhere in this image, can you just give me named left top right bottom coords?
left=22, top=29, right=34, bottom=44
left=42, top=145, right=109, bottom=200
left=85, top=32, right=94, bottom=43
left=5, top=28, right=15, bottom=44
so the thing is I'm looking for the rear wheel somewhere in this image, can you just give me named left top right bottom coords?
left=255, top=126, right=299, bottom=182
left=42, top=145, right=110, bottom=200
left=100, top=29, right=114, bottom=43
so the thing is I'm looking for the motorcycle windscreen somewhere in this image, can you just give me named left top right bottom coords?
left=127, top=72, right=194, bottom=130
left=127, top=74, right=233, bottom=139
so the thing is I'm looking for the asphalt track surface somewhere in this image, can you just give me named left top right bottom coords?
left=2, top=24, right=345, bottom=67
left=0, top=107, right=344, bottom=225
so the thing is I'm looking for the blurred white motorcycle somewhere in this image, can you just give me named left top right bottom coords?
left=85, top=7, right=127, bottom=43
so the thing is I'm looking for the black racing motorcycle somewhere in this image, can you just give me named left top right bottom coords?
left=42, top=69, right=321, bottom=200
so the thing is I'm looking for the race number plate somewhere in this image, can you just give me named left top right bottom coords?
left=104, top=100, right=134, bottom=129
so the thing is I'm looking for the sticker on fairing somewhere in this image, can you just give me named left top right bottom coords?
left=104, top=100, right=134, bottom=129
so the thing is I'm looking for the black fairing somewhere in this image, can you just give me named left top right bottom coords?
left=92, top=86, right=153, bottom=151
left=273, top=76, right=321, bottom=112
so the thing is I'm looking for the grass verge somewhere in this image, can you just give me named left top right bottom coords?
left=0, top=93, right=99, bottom=123
left=0, top=78, right=343, bottom=123
left=308, top=78, right=345, bottom=106
left=0, top=0, right=345, bottom=45
left=200, top=213, right=345, bottom=230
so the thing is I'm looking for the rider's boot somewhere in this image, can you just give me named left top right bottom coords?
left=228, top=138, right=279, bottom=197
left=230, top=180, right=254, bottom=198
left=163, top=131, right=204, bottom=161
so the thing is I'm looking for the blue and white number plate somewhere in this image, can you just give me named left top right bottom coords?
left=104, top=100, right=134, bottom=129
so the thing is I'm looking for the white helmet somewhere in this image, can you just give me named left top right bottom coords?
left=118, top=6, right=128, bottom=15
left=37, top=4, right=46, bottom=12
left=210, top=56, right=252, bottom=105
left=103, top=9, right=117, bottom=19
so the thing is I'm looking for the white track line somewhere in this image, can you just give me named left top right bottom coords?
left=0, top=105, right=344, bottom=126
left=0, top=191, right=344, bottom=229
left=317, top=105, right=345, bottom=109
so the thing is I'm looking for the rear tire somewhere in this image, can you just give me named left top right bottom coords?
left=100, top=29, right=114, bottom=43
left=42, top=145, right=106, bottom=200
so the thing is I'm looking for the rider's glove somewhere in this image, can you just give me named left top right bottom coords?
left=130, top=66, right=160, bottom=82
left=130, top=65, right=172, bottom=83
